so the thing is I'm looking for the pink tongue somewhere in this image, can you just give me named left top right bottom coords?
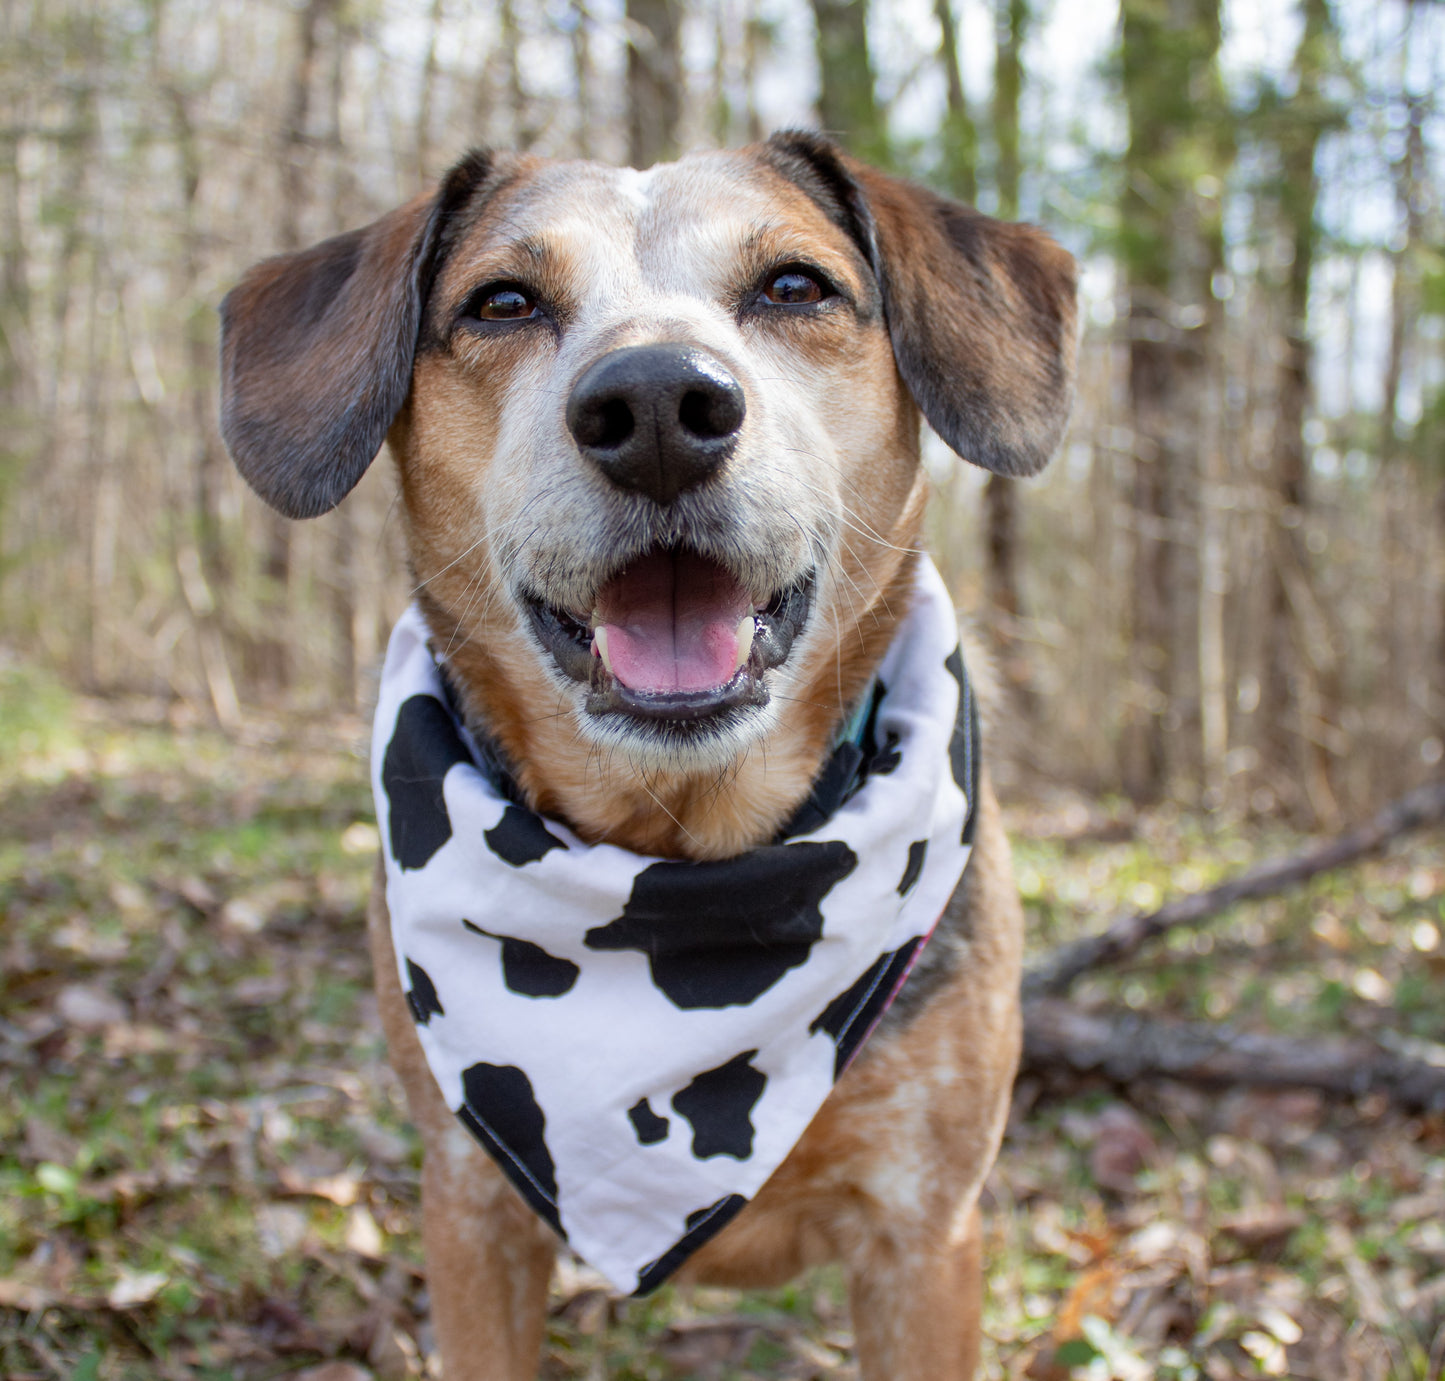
left=593, top=551, right=752, bottom=694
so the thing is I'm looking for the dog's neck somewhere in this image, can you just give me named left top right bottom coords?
left=420, top=542, right=922, bottom=862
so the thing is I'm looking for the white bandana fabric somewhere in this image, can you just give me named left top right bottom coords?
left=370, top=556, right=977, bottom=1296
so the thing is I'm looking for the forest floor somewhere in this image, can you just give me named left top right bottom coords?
left=1, top=665, right=1443, bottom=1381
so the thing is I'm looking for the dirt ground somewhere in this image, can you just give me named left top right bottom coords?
left=1, top=680, right=1442, bottom=1380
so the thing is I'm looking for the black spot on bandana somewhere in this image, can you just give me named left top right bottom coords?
left=462, top=920, right=579, bottom=998
left=672, top=1050, right=767, bottom=1160
left=943, top=646, right=980, bottom=843
left=897, top=839, right=928, bottom=896
left=484, top=805, right=568, bottom=866
left=627, top=1098, right=670, bottom=1146
left=631, top=1193, right=749, bottom=1296
left=458, top=1062, right=563, bottom=1237
left=583, top=840, right=857, bottom=1009
left=382, top=694, right=471, bottom=869
left=810, top=937, right=924, bottom=1078
left=404, top=958, right=444, bottom=1024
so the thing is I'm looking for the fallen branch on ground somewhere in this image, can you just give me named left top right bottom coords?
left=1022, top=776, right=1445, bottom=999
left=1021, top=997, right=1445, bottom=1110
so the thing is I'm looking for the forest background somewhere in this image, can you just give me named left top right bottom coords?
left=3, top=0, right=1445, bottom=1379
left=3, top=0, right=1445, bottom=821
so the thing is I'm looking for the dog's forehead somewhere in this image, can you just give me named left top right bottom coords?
left=451, top=151, right=855, bottom=292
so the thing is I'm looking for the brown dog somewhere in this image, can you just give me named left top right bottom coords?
left=220, top=132, right=1076, bottom=1380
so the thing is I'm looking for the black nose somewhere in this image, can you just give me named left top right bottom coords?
left=566, top=344, right=745, bottom=505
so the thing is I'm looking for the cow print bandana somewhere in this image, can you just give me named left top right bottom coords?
left=370, top=556, right=979, bottom=1296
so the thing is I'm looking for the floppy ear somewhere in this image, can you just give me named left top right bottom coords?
left=219, top=152, right=491, bottom=518
left=764, top=132, right=1078, bottom=478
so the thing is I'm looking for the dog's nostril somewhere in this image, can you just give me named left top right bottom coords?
left=596, top=398, right=633, bottom=449
left=573, top=397, right=634, bottom=450
left=678, top=388, right=742, bottom=441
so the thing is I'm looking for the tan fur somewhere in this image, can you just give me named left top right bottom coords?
left=221, top=136, right=1077, bottom=1380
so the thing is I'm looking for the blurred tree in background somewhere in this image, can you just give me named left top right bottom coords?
left=0, top=0, right=1442, bottom=824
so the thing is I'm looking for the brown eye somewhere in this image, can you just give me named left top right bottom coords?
left=763, top=270, right=826, bottom=305
left=470, top=285, right=538, bottom=320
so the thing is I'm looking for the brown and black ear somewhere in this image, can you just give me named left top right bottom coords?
left=219, top=152, right=491, bottom=519
left=765, top=132, right=1078, bottom=478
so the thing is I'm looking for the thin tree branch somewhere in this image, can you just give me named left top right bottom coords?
left=1023, top=776, right=1445, bottom=998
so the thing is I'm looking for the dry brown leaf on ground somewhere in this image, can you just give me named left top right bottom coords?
left=0, top=1279, right=60, bottom=1311
left=1024, top=1261, right=1124, bottom=1380
left=21, top=1115, right=78, bottom=1166
left=1216, top=1204, right=1305, bottom=1259
left=1088, top=1105, right=1160, bottom=1194
left=293, top=1364, right=374, bottom=1381
left=53, top=982, right=127, bottom=1030
left=277, top=1163, right=363, bottom=1206
left=658, top=1315, right=766, bottom=1376
left=105, top=1268, right=168, bottom=1309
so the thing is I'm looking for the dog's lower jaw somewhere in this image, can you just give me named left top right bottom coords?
left=417, top=543, right=921, bottom=861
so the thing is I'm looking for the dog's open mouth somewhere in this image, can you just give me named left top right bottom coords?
left=525, top=548, right=812, bottom=723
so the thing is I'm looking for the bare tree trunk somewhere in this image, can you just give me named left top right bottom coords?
left=571, top=0, right=594, bottom=158
left=992, top=0, right=1023, bottom=216
left=82, top=250, right=111, bottom=689
left=414, top=0, right=445, bottom=190
left=326, top=16, right=359, bottom=707
left=1122, top=326, right=1173, bottom=802
left=0, top=71, right=33, bottom=535
left=500, top=0, right=537, bottom=150
left=742, top=0, right=766, bottom=143
left=43, top=23, right=101, bottom=690
left=1259, top=0, right=1339, bottom=826
left=255, top=0, right=336, bottom=698
left=710, top=0, right=729, bottom=146
left=810, top=0, right=886, bottom=165
left=1118, top=0, right=1225, bottom=804
left=279, top=0, right=333, bottom=254
left=627, top=0, right=682, bottom=168
left=1198, top=348, right=1228, bottom=802
left=163, top=71, right=241, bottom=723
left=934, top=0, right=975, bottom=204
left=983, top=0, right=1031, bottom=708
left=1439, top=476, right=1445, bottom=730
left=1380, top=93, right=1425, bottom=789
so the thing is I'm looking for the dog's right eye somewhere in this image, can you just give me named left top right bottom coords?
left=763, top=270, right=826, bottom=305
left=462, top=284, right=540, bottom=323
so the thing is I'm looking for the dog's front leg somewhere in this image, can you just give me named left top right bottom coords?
left=847, top=1202, right=985, bottom=1381
left=368, top=875, right=556, bottom=1380
left=419, top=1132, right=556, bottom=1380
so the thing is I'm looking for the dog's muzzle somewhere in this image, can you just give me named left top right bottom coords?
left=519, top=344, right=812, bottom=728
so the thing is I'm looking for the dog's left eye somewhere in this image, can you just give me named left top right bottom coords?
left=762, top=270, right=827, bottom=305
left=464, top=284, right=540, bottom=322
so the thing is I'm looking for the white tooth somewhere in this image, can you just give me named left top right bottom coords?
left=594, top=626, right=613, bottom=675
left=733, top=614, right=756, bottom=673
left=590, top=608, right=601, bottom=629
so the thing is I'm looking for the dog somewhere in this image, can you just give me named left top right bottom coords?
left=219, top=131, right=1076, bottom=1380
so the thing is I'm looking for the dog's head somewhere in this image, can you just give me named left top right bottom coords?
left=220, top=134, right=1075, bottom=800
